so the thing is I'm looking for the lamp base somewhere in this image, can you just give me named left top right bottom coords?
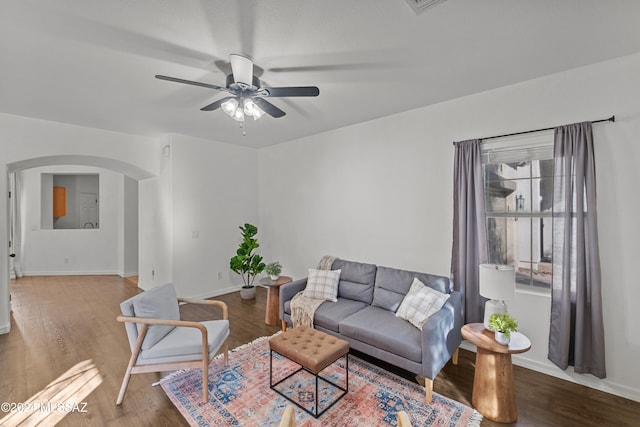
left=483, top=299, right=507, bottom=330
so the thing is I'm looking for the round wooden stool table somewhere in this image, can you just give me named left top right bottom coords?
left=259, top=276, right=292, bottom=325
left=461, top=323, right=531, bottom=423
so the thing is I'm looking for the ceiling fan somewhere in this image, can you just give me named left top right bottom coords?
left=156, top=54, right=319, bottom=121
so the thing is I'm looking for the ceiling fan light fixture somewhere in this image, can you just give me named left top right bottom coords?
left=243, top=98, right=257, bottom=114
left=251, top=107, right=264, bottom=120
left=242, top=98, right=264, bottom=120
left=221, top=98, right=238, bottom=115
left=231, top=107, right=245, bottom=122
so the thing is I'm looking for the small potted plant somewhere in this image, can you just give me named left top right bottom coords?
left=230, top=223, right=266, bottom=299
left=265, top=261, right=282, bottom=281
left=488, top=312, right=518, bottom=345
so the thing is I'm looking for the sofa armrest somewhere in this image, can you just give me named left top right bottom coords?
left=420, top=290, right=463, bottom=380
left=279, top=278, right=308, bottom=320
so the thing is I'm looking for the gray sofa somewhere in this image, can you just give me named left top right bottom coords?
left=279, top=259, right=462, bottom=402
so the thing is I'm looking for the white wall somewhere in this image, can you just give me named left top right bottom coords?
left=121, top=175, right=138, bottom=277
left=137, top=136, right=172, bottom=290
left=19, top=166, right=121, bottom=275
left=258, top=53, right=640, bottom=401
left=168, top=134, right=259, bottom=298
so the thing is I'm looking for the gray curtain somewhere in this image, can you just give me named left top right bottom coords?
left=548, top=122, right=606, bottom=378
left=451, top=139, right=487, bottom=324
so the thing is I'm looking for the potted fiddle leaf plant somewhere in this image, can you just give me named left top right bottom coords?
left=488, top=312, right=518, bottom=345
left=230, top=223, right=266, bottom=299
left=265, top=261, right=282, bottom=281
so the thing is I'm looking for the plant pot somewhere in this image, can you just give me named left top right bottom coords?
left=494, top=331, right=510, bottom=345
left=269, top=274, right=280, bottom=281
left=240, top=286, right=256, bottom=300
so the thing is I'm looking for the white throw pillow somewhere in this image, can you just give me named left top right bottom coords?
left=303, top=268, right=342, bottom=302
left=396, top=277, right=450, bottom=329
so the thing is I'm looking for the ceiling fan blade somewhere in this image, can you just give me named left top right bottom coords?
left=201, top=96, right=234, bottom=111
left=264, top=86, right=320, bottom=97
left=155, top=75, right=228, bottom=92
left=253, top=98, right=286, bottom=118
left=229, top=54, right=253, bottom=87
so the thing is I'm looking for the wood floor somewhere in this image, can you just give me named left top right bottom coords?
left=1, top=276, right=638, bottom=426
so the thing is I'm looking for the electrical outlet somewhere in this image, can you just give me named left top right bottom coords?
left=217, top=272, right=223, bottom=280
left=64, top=258, right=69, bottom=264
left=152, top=269, right=155, bottom=280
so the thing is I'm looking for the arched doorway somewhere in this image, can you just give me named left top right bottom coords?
left=6, top=155, right=156, bottom=324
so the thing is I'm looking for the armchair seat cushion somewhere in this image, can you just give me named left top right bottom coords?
left=339, top=306, right=422, bottom=363
left=140, top=319, right=229, bottom=361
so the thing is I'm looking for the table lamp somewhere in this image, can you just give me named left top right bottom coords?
left=479, top=263, right=515, bottom=329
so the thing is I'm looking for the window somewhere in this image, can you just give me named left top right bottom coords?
left=482, top=133, right=553, bottom=291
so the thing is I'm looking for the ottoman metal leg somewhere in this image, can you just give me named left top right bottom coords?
left=270, top=349, right=349, bottom=418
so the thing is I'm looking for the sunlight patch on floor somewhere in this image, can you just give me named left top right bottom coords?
left=0, top=359, right=102, bottom=426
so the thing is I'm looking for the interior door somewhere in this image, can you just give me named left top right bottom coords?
left=79, top=192, right=98, bottom=228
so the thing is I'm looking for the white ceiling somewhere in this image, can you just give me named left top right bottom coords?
left=2, top=0, right=640, bottom=148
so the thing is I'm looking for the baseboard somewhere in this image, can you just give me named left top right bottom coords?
left=460, top=341, right=640, bottom=403
left=0, top=322, right=10, bottom=335
left=21, top=270, right=121, bottom=276
left=188, top=285, right=242, bottom=300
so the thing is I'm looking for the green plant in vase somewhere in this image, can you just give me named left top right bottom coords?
left=488, top=312, right=518, bottom=345
left=265, top=262, right=283, bottom=280
left=230, top=223, right=266, bottom=299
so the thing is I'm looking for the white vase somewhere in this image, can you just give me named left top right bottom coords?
left=495, top=331, right=510, bottom=345
left=269, top=274, right=280, bottom=281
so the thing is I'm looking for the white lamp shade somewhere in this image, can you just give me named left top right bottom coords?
left=479, top=263, right=515, bottom=301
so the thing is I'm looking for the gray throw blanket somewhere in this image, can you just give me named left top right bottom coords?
left=290, top=255, right=338, bottom=328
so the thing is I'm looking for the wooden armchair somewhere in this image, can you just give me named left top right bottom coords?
left=116, top=283, right=229, bottom=405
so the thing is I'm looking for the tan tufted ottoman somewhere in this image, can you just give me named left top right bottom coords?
left=269, top=325, right=349, bottom=418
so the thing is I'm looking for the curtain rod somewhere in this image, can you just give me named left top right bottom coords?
left=452, top=115, right=615, bottom=145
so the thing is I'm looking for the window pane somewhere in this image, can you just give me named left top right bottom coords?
left=486, top=216, right=550, bottom=289
left=532, top=217, right=553, bottom=288
left=484, top=163, right=530, bottom=214
left=486, top=216, right=530, bottom=273
left=531, top=159, right=553, bottom=213
left=531, top=177, right=553, bottom=212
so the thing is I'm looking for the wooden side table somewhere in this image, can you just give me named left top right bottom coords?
left=461, top=323, right=531, bottom=423
left=259, top=276, right=292, bottom=325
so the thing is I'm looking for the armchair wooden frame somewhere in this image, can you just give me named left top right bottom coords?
left=116, top=298, right=229, bottom=405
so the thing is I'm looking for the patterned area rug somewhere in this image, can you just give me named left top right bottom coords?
left=161, top=335, right=482, bottom=427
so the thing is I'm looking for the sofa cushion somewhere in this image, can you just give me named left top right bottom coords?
left=339, top=306, right=422, bottom=363
left=129, top=283, right=181, bottom=350
left=372, top=266, right=450, bottom=312
left=396, top=278, right=450, bottom=329
left=332, top=259, right=377, bottom=304
left=303, top=268, right=342, bottom=302
left=313, top=298, right=369, bottom=332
